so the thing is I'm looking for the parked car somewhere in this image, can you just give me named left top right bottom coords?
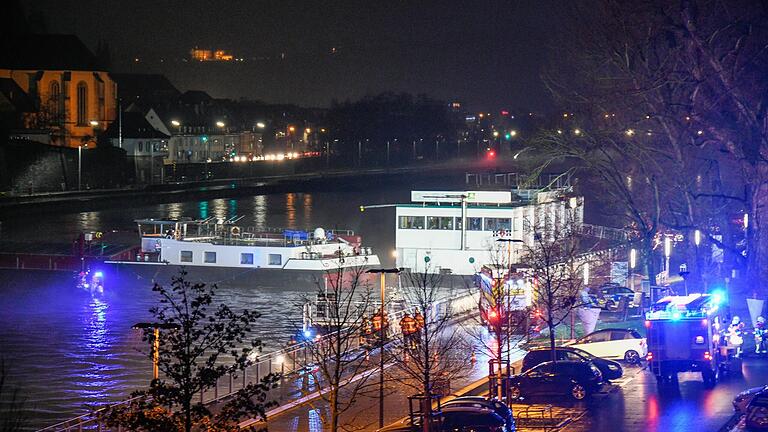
left=599, top=284, right=638, bottom=309
left=567, top=328, right=647, bottom=364
left=377, top=397, right=515, bottom=432
left=522, top=347, right=623, bottom=381
left=746, top=388, right=768, bottom=430
left=442, top=397, right=515, bottom=432
left=735, top=386, right=768, bottom=415
left=508, top=360, right=602, bottom=401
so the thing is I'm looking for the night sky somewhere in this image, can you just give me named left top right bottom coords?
left=22, top=0, right=561, bottom=111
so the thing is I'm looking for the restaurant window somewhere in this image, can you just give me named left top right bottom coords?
left=427, top=216, right=453, bottom=230
left=180, top=251, right=193, bottom=262
left=484, top=218, right=512, bottom=231
left=398, top=216, right=425, bottom=229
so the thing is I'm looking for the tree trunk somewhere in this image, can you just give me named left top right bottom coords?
left=330, top=388, right=339, bottom=432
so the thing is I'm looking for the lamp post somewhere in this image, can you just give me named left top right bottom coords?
left=495, top=237, right=524, bottom=387
left=365, top=267, right=401, bottom=429
left=132, top=322, right=181, bottom=381
left=663, top=236, right=672, bottom=282
left=78, top=144, right=83, bottom=191
left=629, top=248, right=637, bottom=292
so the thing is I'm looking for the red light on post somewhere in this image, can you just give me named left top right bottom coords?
left=487, top=150, right=496, bottom=159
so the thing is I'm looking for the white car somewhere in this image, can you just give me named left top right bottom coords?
left=567, top=328, right=647, bottom=364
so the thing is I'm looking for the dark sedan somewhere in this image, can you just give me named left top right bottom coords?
left=508, top=360, right=603, bottom=401
left=522, top=347, right=623, bottom=381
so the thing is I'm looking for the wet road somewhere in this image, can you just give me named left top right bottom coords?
left=564, top=356, right=768, bottom=432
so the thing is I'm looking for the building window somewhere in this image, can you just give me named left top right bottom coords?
left=49, top=81, right=60, bottom=117
left=485, top=218, right=512, bottom=231
left=204, top=251, right=216, bottom=263
left=138, top=141, right=143, bottom=152
left=427, top=216, right=453, bottom=230
left=180, top=251, right=193, bottom=262
left=268, top=254, right=282, bottom=266
left=398, top=216, right=425, bottom=229
left=467, top=217, right=483, bottom=231
left=241, top=253, right=254, bottom=265
left=76, top=81, right=88, bottom=126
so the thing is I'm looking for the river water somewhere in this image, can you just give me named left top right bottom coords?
left=0, top=177, right=464, bottom=429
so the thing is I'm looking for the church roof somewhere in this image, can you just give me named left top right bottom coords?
left=0, top=34, right=101, bottom=71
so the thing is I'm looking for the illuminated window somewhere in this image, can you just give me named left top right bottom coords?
left=398, top=216, right=425, bottom=229
left=76, top=81, right=88, bottom=125
left=484, top=218, right=511, bottom=231
left=467, top=217, right=483, bottom=231
left=427, top=216, right=453, bottom=230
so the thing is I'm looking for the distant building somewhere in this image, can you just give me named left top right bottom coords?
left=0, top=34, right=118, bottom=147
left=190, top=48, right=234, bottom=62
left=104, top=111, right=168, bottom=184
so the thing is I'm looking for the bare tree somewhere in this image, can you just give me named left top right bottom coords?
left=540, top=0, right=768, bottom=291
left=300, top=265, right=376, bottom=432
left=519, top=214, right=603, bottom=362
left=387, top=269, right=471, bottom=432
left=101, top=270, right=278, bottom=432
left=467, top=241, right=536, bottom=380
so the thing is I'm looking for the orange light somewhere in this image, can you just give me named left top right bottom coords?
left=288, top=126, right=296, bottom=132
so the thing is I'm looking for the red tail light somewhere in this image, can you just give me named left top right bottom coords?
left=646, top=352, right=653, bottom=361
left=704, top=351, right=711, bottom=360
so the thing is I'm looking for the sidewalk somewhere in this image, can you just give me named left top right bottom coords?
left=252, top=324, right=524, bottom=432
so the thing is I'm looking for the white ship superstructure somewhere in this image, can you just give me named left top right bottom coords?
left=110, top=217, right=380, bottom=271
left=394, top=189, right=583, bottom=275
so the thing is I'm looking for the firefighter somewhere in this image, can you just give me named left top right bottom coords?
left=400, top=313, right=418, bottom=349
left=756, top=316, right=767, bottom=354
left=727, top=315, right=745, bottom=357
left=360, top=316, right=372, bottom=346
left=372, top=309, right=388, bottom=341
left=414, top=311, right=425, bottom=332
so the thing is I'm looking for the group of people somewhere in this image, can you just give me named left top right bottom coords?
left=359, top=310, right=426, bottom=349
left=723, top=315, right=768, bottom=357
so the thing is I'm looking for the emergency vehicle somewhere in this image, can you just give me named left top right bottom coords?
left=644, top=293, right=734, bottom=387
left=476, top=265, right=534, bottom=331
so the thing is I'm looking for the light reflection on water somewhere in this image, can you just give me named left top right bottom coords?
left=0, top=183, right=452, bottom=429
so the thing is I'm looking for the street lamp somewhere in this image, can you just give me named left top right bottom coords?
left=664, top=236, right=672, bottom=280
left=89, top=120, right=99, bottom=127
left=133, top=322, right=181, bottom=381
left=256, top=121, right=266, bottom=129
left=216, top=121, right=226, bottom=128
left=629, top=248, right=637, bottom=292
left=495, top=237, right=524, bottom=390
left=365, top=267, right=401, bottom=429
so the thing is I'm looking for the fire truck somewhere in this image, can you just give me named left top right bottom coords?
left=476, top=265, right=535, bottom=331
left=645, top=293, right=736, bottom=387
